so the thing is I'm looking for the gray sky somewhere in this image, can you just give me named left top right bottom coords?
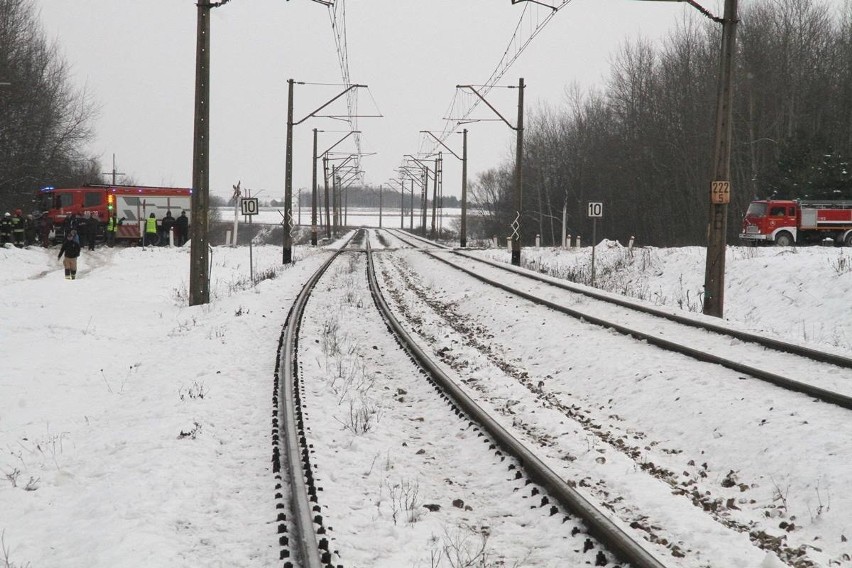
left=36, top=0, right=717, bottom=200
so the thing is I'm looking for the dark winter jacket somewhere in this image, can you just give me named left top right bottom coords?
left=58, top=238, right=81, bottom=259
left=161, top=214, right=175, bottom=234
left=176, top=213, right=189, bottom=233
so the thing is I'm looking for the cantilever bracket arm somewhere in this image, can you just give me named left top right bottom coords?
left=320, top=130, right=361, bottom=157
left=294, top=84, right=365, bottom=126
left=510, top=0, right=558, bottom=11
left=633, top=0, right=723, bottom=23
left=457, top=85, right=518, bottom=131
left=403, top=155, right=434, bottom=177
left=420, top=131, right=462, bottom=161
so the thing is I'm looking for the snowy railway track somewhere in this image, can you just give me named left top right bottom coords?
left=272, top=229, right=667, bottom=567
left=366, top=237, right=667, bottom=568
left=272, top=231, right=360, bottom=567
left=385, top=228, right=852, bottom=411
left=373, top=228, right=852, bottom=566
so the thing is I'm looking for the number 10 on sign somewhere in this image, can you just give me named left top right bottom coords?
left=588, top=202, right=603, bottom=218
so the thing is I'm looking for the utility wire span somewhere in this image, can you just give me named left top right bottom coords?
left=422, top=0, right=572, bottom=159
left=324, top=0, right=366, bottom=184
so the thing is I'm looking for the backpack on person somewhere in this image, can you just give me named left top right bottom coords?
left=66, top=239, right=81, bottom=257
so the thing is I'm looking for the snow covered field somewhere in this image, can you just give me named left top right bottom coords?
left=1, top=237, right=850, bottom=567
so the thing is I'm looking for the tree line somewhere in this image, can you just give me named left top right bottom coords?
left=260, top=186, right=461, bottom=210
left=0, top=0, right=101, bottom=215
left=470, top=0, right=852, bottom=247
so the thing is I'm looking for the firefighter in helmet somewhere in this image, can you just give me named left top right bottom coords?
left=10, top=209, right=25, bottom=247
left=0, top=212, right=11, bottom=245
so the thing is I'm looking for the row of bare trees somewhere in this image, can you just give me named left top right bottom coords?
left=0, top=0, right=100, bottom=214
left=470, top=0, right=852, bottom=247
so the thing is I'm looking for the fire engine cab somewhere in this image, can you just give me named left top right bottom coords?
left=739, top=199, right=852, bottom=246
left=35, top=185, right=192, bottom=242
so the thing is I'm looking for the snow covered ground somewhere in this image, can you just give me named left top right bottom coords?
left=489, top=240, right=852, bottom=352
left=1, top=237, right=850, bottom=567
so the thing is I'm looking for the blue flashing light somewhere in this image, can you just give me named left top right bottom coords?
left=39, top=186, right=55, bottom=192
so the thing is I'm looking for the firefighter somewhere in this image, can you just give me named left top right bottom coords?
left=0, top=212, right=11, bottom=245
left=106, top=214, right=117, bottom=247
left=10, top=210, right=24, bottom=247
left=57, top=230, right=82, bottom=280
left=144, top=212, right=158, bottom=246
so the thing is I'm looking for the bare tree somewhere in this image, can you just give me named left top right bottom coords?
left=0, top=0, right=100, bottom=213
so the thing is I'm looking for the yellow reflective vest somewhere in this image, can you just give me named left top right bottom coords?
left=145, top=217, right=157, bottom=234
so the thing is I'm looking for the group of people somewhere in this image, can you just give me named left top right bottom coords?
left=0, top=209, right=39, bottom=247
left=143, top=210, right=189, bottom=247
left=62, top=212, right=98, bottom=251
left=3, top=207, right=191, bottom=281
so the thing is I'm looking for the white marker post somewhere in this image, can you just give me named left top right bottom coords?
left=588, top=202, right=603, bottom=287
left=241, top=196, right=259, bottom=282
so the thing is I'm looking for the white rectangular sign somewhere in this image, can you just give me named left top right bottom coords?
left=240, top=198, right=259, bottom=216
left=587, top=202, right=603, bottom=218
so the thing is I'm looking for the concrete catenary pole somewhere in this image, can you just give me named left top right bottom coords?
left=282, top=78, right=294, bottom=264
left=461, top=128, right=468, bottom=248
left=511, top=78, right=525, bottom=267
left=702, top=0, right=738, bottom=318
left=189, top=0, right=212, bottom=306
left=323, top=156, right=331, bottom=239
left=311, top=128, right=318, bottom=245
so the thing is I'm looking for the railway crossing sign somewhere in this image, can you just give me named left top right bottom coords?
left=587, top=202, right=603, bottom=218
left=240, top=197, right=259, bottom=216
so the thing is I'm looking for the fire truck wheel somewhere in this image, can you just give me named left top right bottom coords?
left=844, top=233, right=852, bottom=247
left=775, top=232, right=794, bottom=247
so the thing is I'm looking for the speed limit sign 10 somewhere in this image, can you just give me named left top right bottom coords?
left=587, top=202, right=603, bottom=218
left=240, top=198, right=259, bottom=215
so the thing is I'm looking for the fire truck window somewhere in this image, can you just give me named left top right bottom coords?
left=770, top=207, right=785, bottom=216
left=58, top=193, right=72, bottom=208
left=747, top=203, right=767, bottom=216
left=84, top=192, right=102, bottom=207
left=788, top=208, right=796, bottom=216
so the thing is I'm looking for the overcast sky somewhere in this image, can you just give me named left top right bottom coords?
left=36, top=0, right=726, bottom=200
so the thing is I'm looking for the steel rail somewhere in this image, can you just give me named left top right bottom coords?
left=384, top=228, right=852, bottom=411
left=277, top=235, right=356, bottom=567
left=449, top=248, right=852, bottom=370
left=365, top=236, right=669, bottom=568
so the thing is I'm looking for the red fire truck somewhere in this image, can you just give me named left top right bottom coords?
left=739, top=199, right=852, bottom=246
left=34, top=185, right=192, bottom=243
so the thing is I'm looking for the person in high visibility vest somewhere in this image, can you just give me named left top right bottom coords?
left=106, top=215, right=117, bottom=247
left=144, top=213, right=158, bottom=246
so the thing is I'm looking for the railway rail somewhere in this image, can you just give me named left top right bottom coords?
left=371, top=228, right=852, bottom=566
left=271, top=229, right=669, bottom=567
left=272, top=231, right=360, bottom=567
left=385, top=228, right=852, bottom=411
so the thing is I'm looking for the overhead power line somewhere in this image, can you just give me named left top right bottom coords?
left=421, top=1, right=572, bottom=158
left=325, top=0, right=365, bottom=185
